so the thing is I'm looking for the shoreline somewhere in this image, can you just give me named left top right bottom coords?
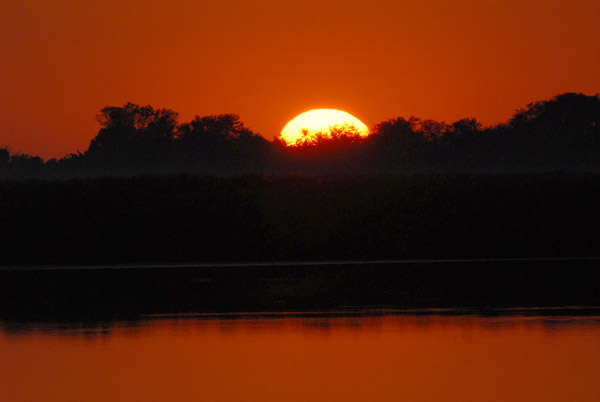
left=3, top=256, right=600, bottom=271
left=2, top=259, right=599, bottom=322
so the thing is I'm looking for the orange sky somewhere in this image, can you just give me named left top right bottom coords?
left=1, top=0, right=599, bottom=159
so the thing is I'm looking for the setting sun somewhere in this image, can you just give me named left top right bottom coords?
left=280, top=109, right=369, bottom=146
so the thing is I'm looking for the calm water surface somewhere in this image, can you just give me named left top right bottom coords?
left=2, top=310, right=600, bottom=402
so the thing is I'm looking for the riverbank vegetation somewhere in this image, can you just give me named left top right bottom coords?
left=1, top=93, right=599, bottom=178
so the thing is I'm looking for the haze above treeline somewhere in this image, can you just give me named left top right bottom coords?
left=1, top=93, right=599, bottom=178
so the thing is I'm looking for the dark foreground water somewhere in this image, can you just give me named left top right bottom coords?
left=2, top=310, right=600, bottom=402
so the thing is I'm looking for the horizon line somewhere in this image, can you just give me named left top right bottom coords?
left=2, top=256, right=599, bottom=271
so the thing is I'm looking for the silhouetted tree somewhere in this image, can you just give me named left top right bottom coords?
left=438, top=118, right=484, bottom=170
left=270, top=123, right=369, bottom=174
left=279, top=122, right=366, bottom=147
left=0, top=148, right=9, bottom=170
left=448, top=118, right=482, bottom=137
left=415, top=118, right=447, bottom=142
left=85, top=103, right=179, bottom=174
left=505, top=93, right=600, bottom=171
left=176, top=114, right=270, bottom=173
left=1, top=153, right=44, bottom=178
left=177, top=114, right=253, bottom=145
left=364, top=117, right=431, bottom=172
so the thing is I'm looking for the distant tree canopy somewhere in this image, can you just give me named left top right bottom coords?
left=178, top=114, right=255, bottom=144
left=87, top=103, right=178, bottom=162
left=509, top=93, right=600, bottom=129
left=73, top=105, right=269, bottom=175
left=499, top=93, right=600, bottom=171
left=1, top=92, right=599, bottom=178
left=278, top=122, right=367, bottom=147
left=176, top=114, right=271, bottom=173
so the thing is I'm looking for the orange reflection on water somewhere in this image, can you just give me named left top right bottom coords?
left=2, top=313, right=600, bottom=402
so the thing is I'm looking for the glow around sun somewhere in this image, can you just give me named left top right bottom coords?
left=280, top=109, right=369, bottom=146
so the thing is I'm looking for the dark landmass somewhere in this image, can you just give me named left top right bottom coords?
left=1, top=260, right=599, bottom=322
left=1, top=92, right=599, bottom=323
left=1, top=172, right=599, bottom=322
left=2, top=173, right=599, bottom=265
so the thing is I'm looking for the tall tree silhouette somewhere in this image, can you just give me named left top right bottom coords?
left=86, top=103, right=179, bottom=174
left=176, top=114, right=270, bottom=173
left=438, top=118, right=484, bottom=170
left=505, top=93, right=600, bottom=171
left=365, top=117, right=430, bottom=172
left=0, top=148, right=9, bottom=170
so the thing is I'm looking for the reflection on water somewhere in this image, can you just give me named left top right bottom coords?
left=2, top=310, right=600, bottom=402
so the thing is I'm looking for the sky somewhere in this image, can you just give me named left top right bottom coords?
left=1, top=0, right=599, bottom=159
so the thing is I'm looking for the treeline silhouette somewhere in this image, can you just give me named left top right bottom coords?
left=1, top=92, right=599, bottom=178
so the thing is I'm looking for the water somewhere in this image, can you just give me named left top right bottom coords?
left=2, top=310, right=599, bottom=402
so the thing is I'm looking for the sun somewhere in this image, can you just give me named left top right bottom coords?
left=280, top=109, right=369, bottom=146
